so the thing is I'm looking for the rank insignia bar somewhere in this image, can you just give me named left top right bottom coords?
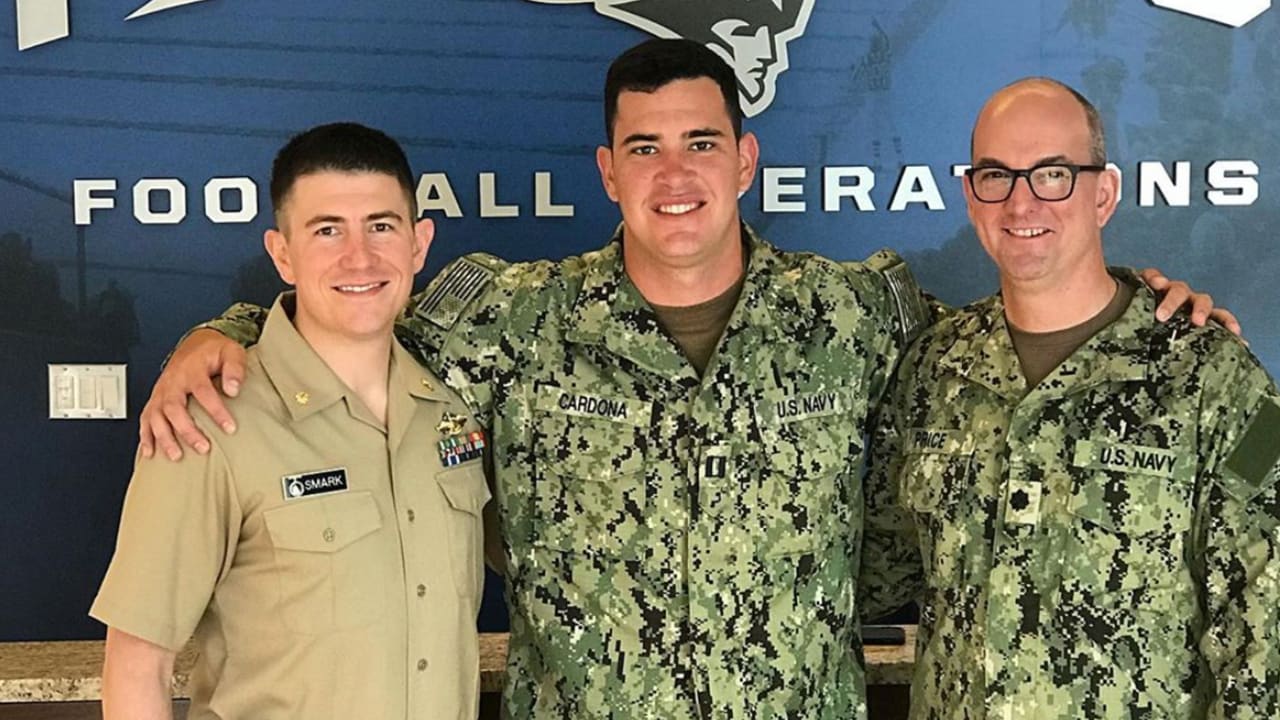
left=439, top=430, right=486, bottom=466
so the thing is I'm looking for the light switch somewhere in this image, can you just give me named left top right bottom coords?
left=48, top=364, right=127, bottom=419
left=78, top=375, right=98, bottom=410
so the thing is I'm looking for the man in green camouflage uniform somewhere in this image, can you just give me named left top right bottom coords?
left=138, top=44, right=1231, bottom=720
left=866, top=78, right=1280, bottom=718
left=162, top=40, right=929, bottom=718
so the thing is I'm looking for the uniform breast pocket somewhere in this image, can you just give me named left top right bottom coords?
left=436, top=463, right=491, bottom=599
left=900, top=450, right=973, bottom=585
left=1066, top=469, right=1193, bottom=596
left=762, top=417, right=851, bottom=557
left=531, top=411, right=648, bottom=557
left=262, top=491, right=385, bottom=634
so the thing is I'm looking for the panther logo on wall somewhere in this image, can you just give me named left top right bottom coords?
left=527, top=0, right=815, bottom=117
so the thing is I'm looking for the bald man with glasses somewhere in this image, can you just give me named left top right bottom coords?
left=865, top=77, right=1280, bottom=719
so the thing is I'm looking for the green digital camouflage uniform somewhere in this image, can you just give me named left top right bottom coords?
left=209, top=224, right=928, bottom=719
left=867, top=272, right=1280, bottom=719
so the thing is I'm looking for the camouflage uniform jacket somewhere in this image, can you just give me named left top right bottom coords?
left=867, top=275, right=1280, bottom=719
left=401, top=226, right=920, bottom=719
left=208, top=227, right=926, bottom=718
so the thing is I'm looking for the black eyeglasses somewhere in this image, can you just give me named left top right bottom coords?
left=965, top=163, right=1107, bottom=203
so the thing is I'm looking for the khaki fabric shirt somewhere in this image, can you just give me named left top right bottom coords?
left=92, top=297, right=490, bottom=720
left=868, top=275, right=1280, bottom=719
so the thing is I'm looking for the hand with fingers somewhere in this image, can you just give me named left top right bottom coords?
left=1140, top=268, right=1242, bottom=337
left=139, top=329, right=247, bottom=460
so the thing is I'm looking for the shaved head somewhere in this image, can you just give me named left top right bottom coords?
left=971, top=77, right=1107, bottom=166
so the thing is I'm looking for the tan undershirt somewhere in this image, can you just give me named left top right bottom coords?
left=1008, top=278, right=1135, bottom=389
left=651, top=273, right=746, bottom=377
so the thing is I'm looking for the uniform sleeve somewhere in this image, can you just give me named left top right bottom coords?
left=194, top=302, right=269, bottom=347
left=1196, top=339, right=1280, bottom=719
left=396, top=253, right=513, bottom=425
left=857, top=249, right=937, bottom=350
left=859, top=343, right=926, bottom=621
left=842, top=251, right=927, bottom=620
left=90, top=430, right=241, bottom=652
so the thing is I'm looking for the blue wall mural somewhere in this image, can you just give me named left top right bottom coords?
left=1, top=0, right=1273, bottom=640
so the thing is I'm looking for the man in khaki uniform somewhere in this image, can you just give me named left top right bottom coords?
left=92, top=122, right=490, bottom=720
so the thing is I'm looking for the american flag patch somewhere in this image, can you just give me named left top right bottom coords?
left=866, top=250, right=930, bottom=346
left=414, top=257, right=495, bottom=329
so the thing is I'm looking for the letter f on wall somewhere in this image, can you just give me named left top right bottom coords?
left=1151, top=0, right=1270, bottom=27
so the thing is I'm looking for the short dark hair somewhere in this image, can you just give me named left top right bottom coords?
left=603, top=38, right=743, bottom=145
left=270, top=122, right=416, bottom=221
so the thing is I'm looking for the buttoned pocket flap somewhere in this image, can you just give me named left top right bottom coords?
left=1070, top=441, right=1192, bottom=536
left=264, top=491, right=382, bottom=553
left=437, top=464, right=491, bottom=517
left=766, top=413, right=851, bottom=480
left=900, top=430, right=974, bottom=515
left=1068, top=474, right=1191, bottom=536
left=533, top=385, right=649, bottom=480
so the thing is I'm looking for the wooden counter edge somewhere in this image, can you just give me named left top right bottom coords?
left=0, top=627, right=916, bottom=703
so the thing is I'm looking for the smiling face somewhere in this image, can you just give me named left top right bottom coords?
left=596, top=77, right=758, bottom=284
left=965, top=81, right=1119, bottom=293
left=265, top=170, right=431, bottom=349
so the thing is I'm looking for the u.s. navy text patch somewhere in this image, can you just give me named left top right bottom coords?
left=1073, top=440, right=1179, bottom=479
left=766, top=390, right=846, bottom=424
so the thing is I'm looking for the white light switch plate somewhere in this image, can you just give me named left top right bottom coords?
left=48, top=364, right=127, bottom=419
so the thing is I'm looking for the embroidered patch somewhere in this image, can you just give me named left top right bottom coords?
left=765, top=391, right=846, bottom=424
left=281, top=467, right=348, bottom=500
left=1073, top=440, right=1179, bottom=479
left=534, top=385, right=654, bottom=428
left=867, top=249, right=930, bottom=346
left=1003, top=478, right=1043, bottom=526
left=1225, top=398, right=1280, bottom=486
left=905, top=428, right=975, bottom=455
left=413, top=257, right=494, bottom=329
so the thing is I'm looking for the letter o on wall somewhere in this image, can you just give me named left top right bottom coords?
left=205, top=177, right=258, bottom=223
left=133, top=178, right=187, bottom=224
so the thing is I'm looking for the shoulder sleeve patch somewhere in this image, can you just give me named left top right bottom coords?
left=864, top=249, right=931, bottom=346
left=413, top=256, right=496, bottom=330
left=1225, top=397, right=1280, bottom=491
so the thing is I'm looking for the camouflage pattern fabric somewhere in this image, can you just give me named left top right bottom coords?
left=866, top=271, right=1280, bottom=720
left=208, top=225, right=927, bottom=718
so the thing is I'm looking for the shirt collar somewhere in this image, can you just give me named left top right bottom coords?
left=563, top=223, right=782, bottom=380
left=937, top=269, right=1154, bottom=399
left=257, top=293, right=451, bottom=424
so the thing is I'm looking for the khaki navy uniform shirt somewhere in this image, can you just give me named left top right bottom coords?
left=92, top=297, right=490, bottom=720
left=868, top=275, right=1280, bottom=719
left=398, top=226, right=926, bottom=719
